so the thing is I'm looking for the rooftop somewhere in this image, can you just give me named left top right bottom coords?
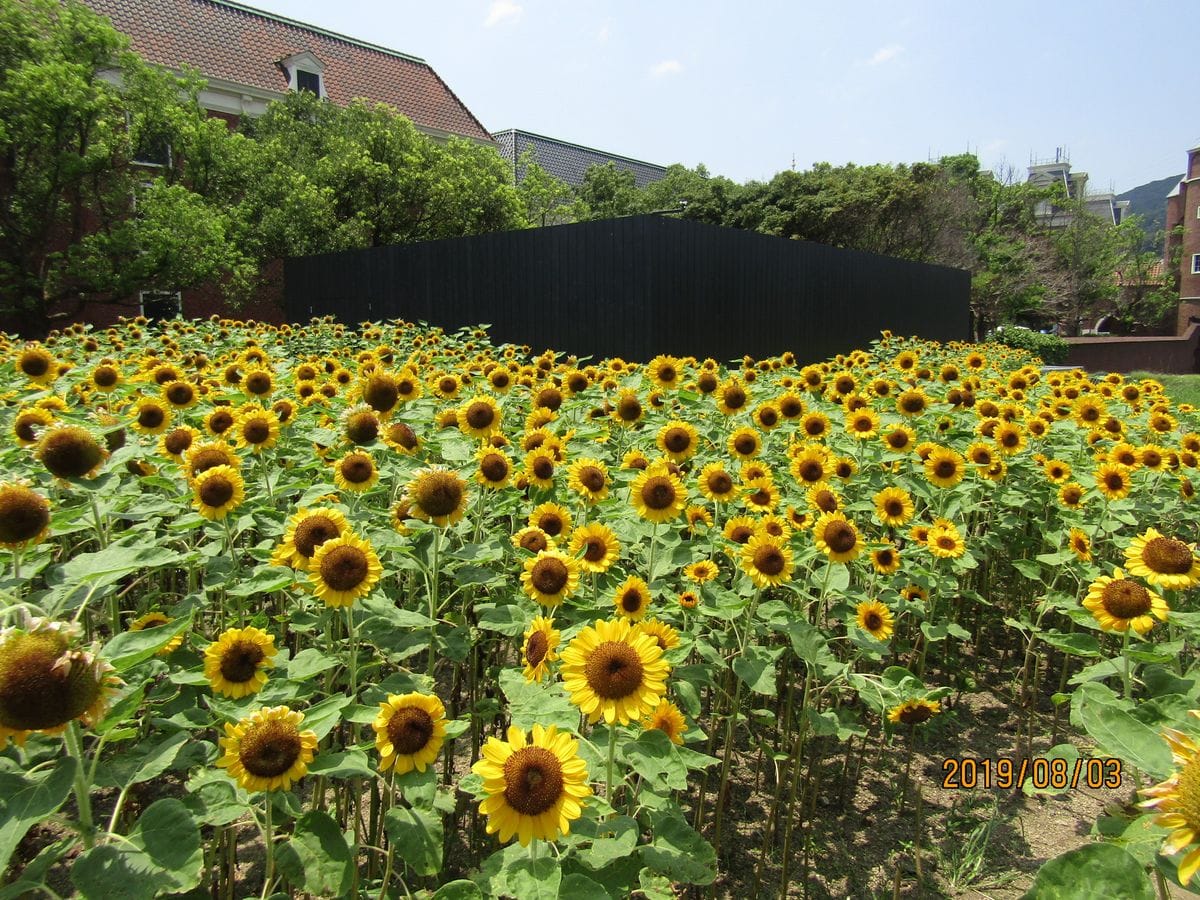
left=493, top=129, right=668, bottom=189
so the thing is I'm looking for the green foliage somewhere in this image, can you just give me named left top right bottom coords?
left=515, top=149, right=576, bottom=227
left=986, top=325, right=1069, bottom=364
left=572, top=162, right=643, bottom=220
left=1024, top=844, right=1153, bottom=899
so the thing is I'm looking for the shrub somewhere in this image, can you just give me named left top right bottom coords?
left=986, top=325, right=1069, bottom=365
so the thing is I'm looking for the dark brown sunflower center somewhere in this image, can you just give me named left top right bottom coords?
left=723, top=388, right=747, bottom=409
left=386, top=423, right=417, bottom=450
left=1000, top=430, right=1019, bottom=447
left=617, top=398, right=642, bottom=421
left=365, top=376, right=400, bottom=411
left=698, top=373, right=718, bottom=393
left=663, top=429, right=691, bottom=453
left=798, top=461, right=824, bottom=483
left=491, top=372, right=511, bottom=388
left=396, top=378, right=416, bottom=397
left=1101, top=580, right=1152, bottom=620
left=209, top=411, right=235, bottom=434
left=0, top=639, right=99, bottom=731
left=480, top=454, right=509, bottom=482
left=813, top=490, right=837, bottom=512
left=753, top=545, right=786, bottom=576
left=93, top=366, right=118, bottom=387
left=884, top=499, right=905, bottom=518
left=238, top=721, right=302, bottom=777
left=319, top=546, right=369, bottom=592
left=936, top=535, right=956, bottom=550
left=15, top=415, right=41, bottom=443
left=164, top=429, right=193, bottom=456
left=533, top=457, right=555, bottom=479
left=245, top=373, right=272, bottom=395
left=657, top=366, right=677, bottom=383
left=536, top=389, right=563, bottom=411
left=293, top=516, right=340, bottom=558
left=804, top=419, right=826, bottom=436
left=19, top=353, right=50, bottom=377
left=0, top=487, right=50, bottom=544
left=520, top=531, right=549, bottom=552
left=729, top=525, right=753, bottom=544
left=578, top=467, right=605, bottom=492
left=876, top=549, right=895, bottom=566
left=199, top=475, right=235, bottom=508
left=465, top=402, right=495, bottom=429
left=583, top=539, right=608, bottom=563
left=1105, top=471, right=1127, bottom=491
left=897, top=703, right=934, bottom=725
left=525, top=631, right=550, bottom=668
left=900, top=396, right=925, bottom=413
left=1143, top=537, right=1194, bottom=575
left=852, top=416, right=873, bottom=432
left=38, top=429, right=104, bottom=479
left=734, top=435, right=758, bottom=455
left=934, top=460, right=957, bottom=479
left=219, top=640, right=265, bottom=683
left=1080, top=406, right=1100, bottom=422
left=243, top=419, right=271, bottom=444
left=641, top=477, right=677, bottom=510
left=535, top=513, right=564, bottom=537
left=621, top=588, right=644, bottom=613
left=824, top=522, right=857, bottom=554
left=386, top=706, right=434, bottom=755
left=190, top=449, right=232, bottom=477
left=864, top=611, right=884, bottom=631
left=759, top=409, right=779, bottom=427
left=341, top=457, right=374, bottom=484
left=502, top=746, right=565, bottom=816
left=530, top=558, right=569, bottom=595
left=584, top=641, right=645, bottom=699
left=707, top=472, right=733, bottom=495
left=438, top=378, right=458, bottom=394
left=137, top=406, right=165, bottom=429
left=166, top=384, right=193, bottom=405
left=346, top=413, right=379, bottom=444
left=1062, top=486, right=1083, bottom=504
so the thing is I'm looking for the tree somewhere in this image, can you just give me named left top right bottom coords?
left=514, top=149, right=575, bottom=227
left=1045, top=201, right=1122, bottom=336
left=572, top=162, right=642, bottom=220
left=637, top=163, right=741, bottom=224
left=0, top=0, right=249, bottom=335
left=1109, top=216, right=1176, bottom=333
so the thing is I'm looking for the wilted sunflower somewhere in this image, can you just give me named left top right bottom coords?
left=1082, top=568, right=1169, bottom=635
left=1124, top=528, right=1200, bottom=590
left=560, top=618, right=670, bottom=725
left=37, top=425, right=107, bottom=480
left=0, top=617, right=118, bottom=736
left=406, top=466, right=470, bottom=526
left=127, top=612, right=184, bottom=656
left=566, top=458, right=609, bottom=503
left=924, top=447, right=966, bottom=489
left=473, top=723, right=591, bottom=846
left=274, top=507, right=351, bottom=570
left=684, top=559, right=719, bottom=584
left=458, top=395, right=502, bottom=439
left=520, top=549, right=581, bottom=607
left=741, top=533, right=794, bottom=587
left=373, top=692, right=447, bottom=775
left=888, top=698, right=940, bottom=725
left=630, top=463, right=687, bottom=524
left=192, top=465, right=245, bottom=520
left=856, top=600, right=894, bottom=641
left=522, top=616, right=561, bottom=683
left=341, top=404, right=381, bottom=445
left=217, top=706, right=317, bottom=792
left=310, top=533, right=383, bottom=608
left=813, top=511, right=861, bottom=563
left=569, top=523, right=620, bottom=574
left=643, top=699, right=688, bottom=745
left=382, top=420, right=420, bottom=454
left=0, top=482, right=51, bottom=549
left=203, top=626, right=277, bottom=698
left=1140, top=711, right=1200, bottom=884
left=613, top=575, right=652, bottom=620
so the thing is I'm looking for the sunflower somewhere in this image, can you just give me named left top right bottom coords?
left=1058, top=481, right=1086, bottom=509
left=529, top=502, right=572, bottom=540
left=512, top=526, right=555, bottom=554
left=407, top=466, right=469, bottom=526
left=0, top=617, right=118, bottom=736
left=880, top=424, right=917, bottom=454
left=698, top=463, right=737, bottom=502
left=275, top=507, right=351, bottom=570
left=192, top=465, right=245, bottom=520
left=129, top=397, right=171, bottom=436
left=13, top=407, right=54, bottom=446
left=0, top=482, right=51, bottom=549
left=870, top=543, right=901, bottom=574
left=1043, top=458, right=1072, bottom=483
left=612, top=389, right=643, bottom=427
left=382, top=420, right=421, bottom=454
left=342, top=404, right=381, bottom=445
left=1094, top=463, right=1133, bottom=501
left=458, top=395, right=502, bottom=439
left=723, top=515, right=758, bottom=547
left=522, top=616, right=560, bottom=683
left=373, top=693, right=447, bottom=775
left=727, top=427, right=762, bottom=459
left=845, top=408, right=880, bottom=440
left=993, top=421, right=1025, bottom=455
left=475, top=447, right=513, bottom=490
left=309, top=533, right=383, bottom=608
left=789, top=446, right=829, bottom=485
left=567, top=458, right=609, bottom=503
left=473, top=723, right=591, bottom=846
left=716, top=379, right=750, bottom=415
left=523, top=448, right=558, bottom=490
left=1082, top=568, right=1169, bottom=635
left=856, top=600, right=894, bottom=641
left=15, top=347, right=57, bottom=384
left=684, top=559, right=719, bottom=584
left=560, top=618, right=670, bottom=725
left=895, top=389, right=930, bottom=418
left=926, top=521, right=966, bottom=559
left=643, top=699, right=688, bottom=745
left=521, top=549, right=581, bottom=607
left=128, top=612, right=183, bottom=656
left=203, top=406, right=237, bottom=438
left=1123, top=529, right=1200, bottom=590
left=813, top=511, right=861, bottom=563
left=657, top=420, right=700, bottom=462
left=332, top=450, right=378, bottom=493
left=1140, top=712, right=1200, bottom=884
left=568, top=523, right=620, bottom=574
left=630, top=463, right=687, bottom=524
left=184, top=440, right=240, bottom=483
left=888, top=698, right=941, bottom=725
left=736, top=533, right=792, bottom=588
left=204, top=626, right=277, bottom=698
left=217, top=706, right=317, bottom=792
left=924, top=447, right=966, bottom=489
left=613, top=576, right=652, bottom=620
left=157, top=425, right=198, bottom=463
left=233, top=407, right=280, bottom=454
left=873, top=486, right=914, bottom=527
left=1068, top=527, right=1092, bottom=562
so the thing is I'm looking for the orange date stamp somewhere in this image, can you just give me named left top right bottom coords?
left=940, top=756, right=1122, bottom=790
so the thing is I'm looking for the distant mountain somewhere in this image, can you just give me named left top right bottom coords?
left=1117, top=174, right=1184, bottom=251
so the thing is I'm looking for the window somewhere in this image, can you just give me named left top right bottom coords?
left=296, top=69, right=321, bottom=94
left=1193, top=254, right=1200, bottom=276
left=1196, top=205, right=1200, bottom=219
left=139, top=291, right=182, bottom=322
left=280, top=52, right=326, bottom=98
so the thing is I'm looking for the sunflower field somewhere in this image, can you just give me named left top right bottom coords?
left=1, top=316, right=1200, bottom=899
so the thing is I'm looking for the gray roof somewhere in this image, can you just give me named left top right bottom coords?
left=494, top=129, right=667, bottom=189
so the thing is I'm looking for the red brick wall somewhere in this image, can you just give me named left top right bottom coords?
left=1182, top=172, right=1200, bottom=301
left=1065, top=322, right=1200, bottom=374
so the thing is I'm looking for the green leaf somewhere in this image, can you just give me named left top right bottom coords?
left=621, top=730, right=688, bottom=792
left=1038, top=632, right=1101, bottom=658
left=276, top=811, right=353, bottom=897
left=559, top=873, right=611, bottom=900
left=476, top=603, right=529, bottom=636
left=1023, top=843, right=1152, bottom=899
left=503, top=857, right=562, bottom=900
left=432, top=881, right=484, bottom=900
left=0, top=757, right=77, bottom=872
left=72, top=799, right=203, bottom=899
left=96, top=731, right=189, bottom=788
left=1021, top=744, right=1081, bottom=797
left=301, top=694, right=352, bottom=741
left=384, top=806, right=443, bottom=876
left=1071, top=683, right=1172, bottom=778
left=287, top=647, right=338, bottom=680
left=785, top=619, right=837, bottom=672
left=639, top=813, right=716, bottom=885
left=580, top=815, right=639, bottom=870
left=733, top=645, right=780, bottom=696
left=226, top=565, right=296, bottom=597
left=308, top=749, right=375, bottom=780
left=101, top=614, right=192, bottom=671
left=500, top=668, right=579, bottom=732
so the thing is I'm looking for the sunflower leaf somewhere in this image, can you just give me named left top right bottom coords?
left=384, top=806, right=443, bottom=876
left=639, top=812, right=716, bottom=886
left=0, top=756, right=78, bottom=873
left=301, top=694, right=352, bottom=741
left=287, top=647, right=338, bottom=680
left=101, top=613, right=193, bottom=671
left=1023, top=843, right=1153, bottom=900
left=276, top=810, right=354, bottom=897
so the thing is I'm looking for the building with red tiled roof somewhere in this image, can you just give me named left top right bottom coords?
left=1166, top=142, right=1200, bottom=334
left=83, top=0, right=493, bottom=144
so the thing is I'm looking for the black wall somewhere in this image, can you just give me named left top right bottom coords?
left=284, top=216, right=970, bottom=362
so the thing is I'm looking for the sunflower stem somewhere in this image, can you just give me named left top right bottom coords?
left=1121, top=627, right=1133, bottom=702
left=257, top=451, right=275, bottom=505
left=346, top=607, right=359, bottom=702
left=605, top=725, right=618, bottom=812
left=428, top=527, right=441, bottom=678
left=64, top=722, right=95, bottom=850
left=646, top=523, right=658, bottom=584
left=260, top=798, right=275, bottom=900
left=88, top=494, right=107, bottom=549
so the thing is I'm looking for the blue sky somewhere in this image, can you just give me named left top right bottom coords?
left=251, top=0, right=1195, bottom=193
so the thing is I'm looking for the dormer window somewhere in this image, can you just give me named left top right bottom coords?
left=280, top=51, right=326, bottom=98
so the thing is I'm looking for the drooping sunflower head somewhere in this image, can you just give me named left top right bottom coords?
left=521, top=616, right=561, bottom=683
left=888, top=698, right=941, bottom=726
left=560, top=618, right=670, bottom=725
left=1082, top=567, right=1169, bottom=635
left=406, top=466, right=469, bottom=527
left=36, top=425, right=107, bottom=480
left=342, top=404, right=381, bottom=445
left=309, top=533, right=383, bottom=608
left=0, top=482, right=51, bottom=549
left=373, top=692, right=447, bottom=775
left=512, top=526, right=554, bottom=554
left=217, top=706, right=318, bottom=792
left=1125, top=528, right=1200, bottom=590
left=203, top=626, right=277, bottom=698
left=856, top=600, right=895, bottom=641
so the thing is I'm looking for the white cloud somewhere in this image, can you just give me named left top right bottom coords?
left=484, top=0, right=522, bottom=28
left=867, top=44, right=904, bottom=66
left=597, top=23, right=610, bottom=43
left=650, top=59, right=683, bottom=77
